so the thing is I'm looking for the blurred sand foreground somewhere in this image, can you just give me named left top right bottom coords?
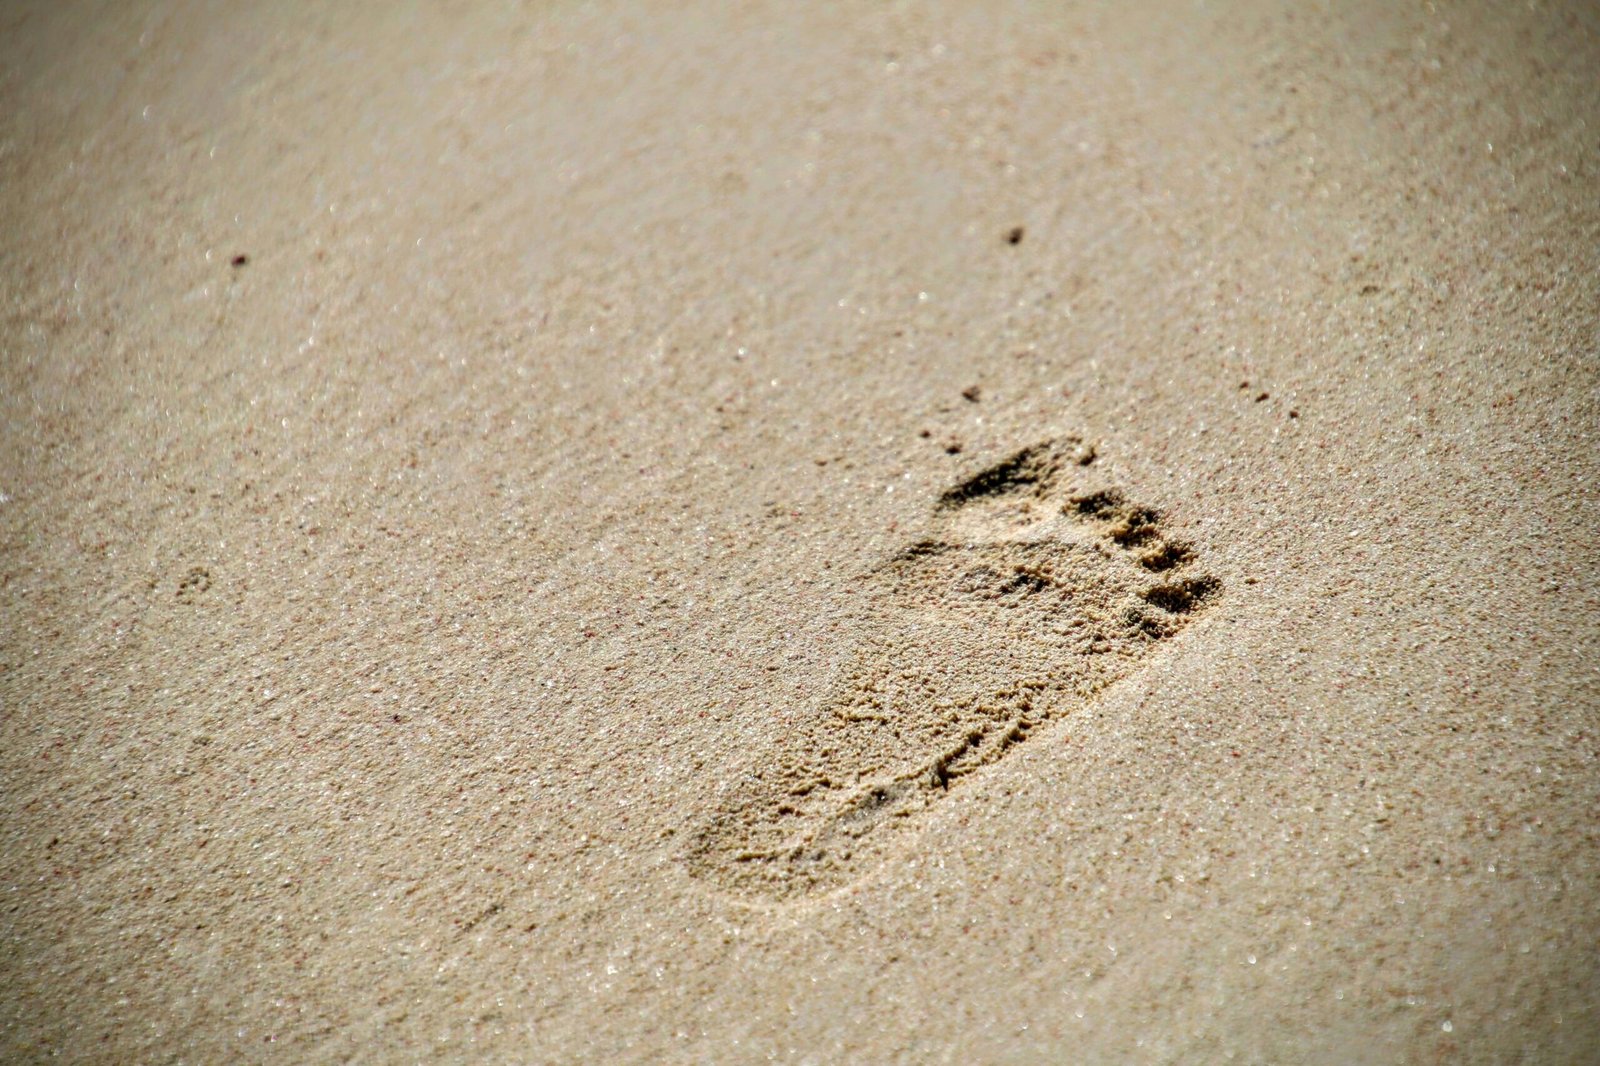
left=2, top=1, right=1597, bottom=1061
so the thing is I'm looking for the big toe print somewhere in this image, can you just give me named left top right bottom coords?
left=685, top=438, right=1221, bottom=901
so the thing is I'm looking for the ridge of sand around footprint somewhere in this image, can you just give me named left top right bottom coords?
left=686, top=438, right=1221, bottom=900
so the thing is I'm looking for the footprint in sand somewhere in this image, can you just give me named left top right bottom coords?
left=685, top=437, right=1221, bottom=901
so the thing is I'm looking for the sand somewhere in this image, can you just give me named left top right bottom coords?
left=2, top=0, right=1597, bottom=1061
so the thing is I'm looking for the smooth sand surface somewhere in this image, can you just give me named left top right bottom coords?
left=3, top=1, right=1597, bottom=1061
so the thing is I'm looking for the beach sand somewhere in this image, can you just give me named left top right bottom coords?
left=2, top=1, right=1597, bottom=1060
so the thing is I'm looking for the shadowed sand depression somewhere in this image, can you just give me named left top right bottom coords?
left=687, top=437, right=1221, bottom=899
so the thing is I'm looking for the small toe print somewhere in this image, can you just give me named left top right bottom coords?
left=176, top=566, right=212, bottom=603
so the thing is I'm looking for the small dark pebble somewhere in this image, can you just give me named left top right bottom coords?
left=945, top=440, right=964, bottom=455
left=962, top=385, right=982, bottom=403
left=1255, top=391, right=1269, bottom=402
left=1006, top=226, right=1025, bottom=245
left=1288, top=409, right=1299, bottom=418
left=919, top=428, right=932, bottom=438
left=231, top=254, right=249, bottom=267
